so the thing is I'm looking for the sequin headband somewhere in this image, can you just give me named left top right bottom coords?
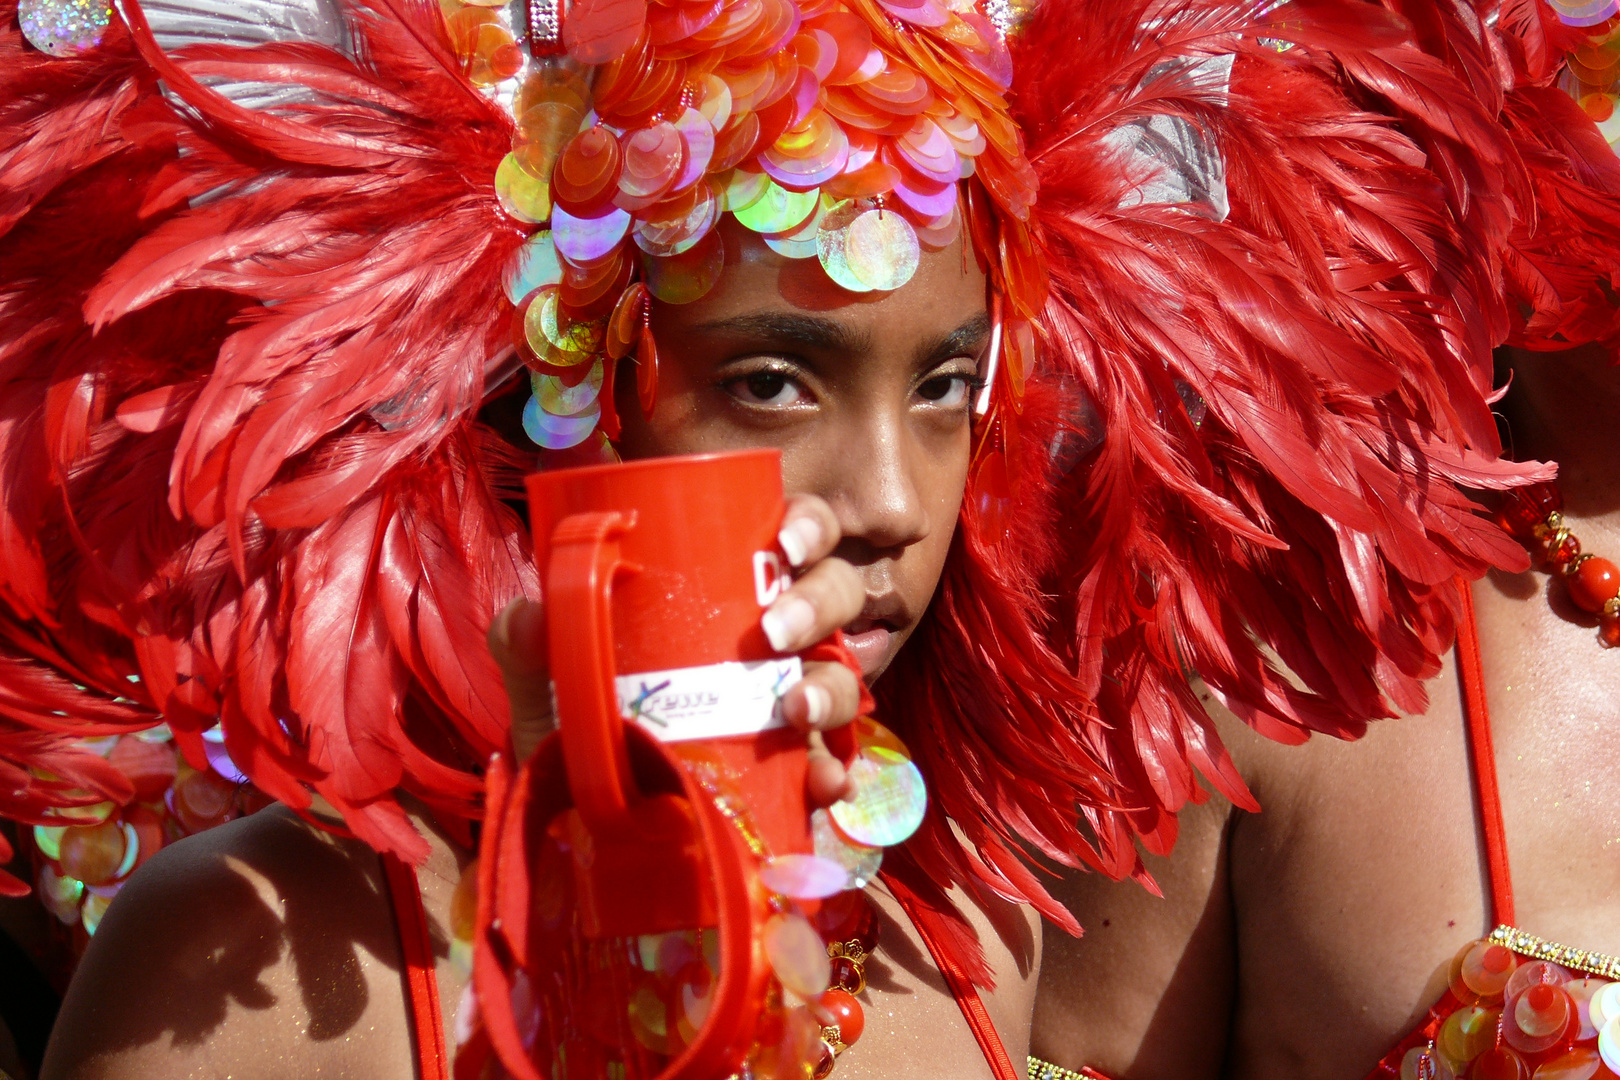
left=443, top=0, right=1046, bottom=454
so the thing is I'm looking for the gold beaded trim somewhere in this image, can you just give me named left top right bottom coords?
left=1028, top=1057, right=1091, bottom=1080
left=1490, top=924, right=1620, bottom=979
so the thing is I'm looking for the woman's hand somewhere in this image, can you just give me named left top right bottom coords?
left=489, top=493, right=866, bottom=806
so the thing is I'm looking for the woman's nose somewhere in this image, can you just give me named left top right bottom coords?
left=820, top=416, right=931, bottom=558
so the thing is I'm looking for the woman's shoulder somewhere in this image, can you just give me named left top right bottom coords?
left=41, top=805, right=416, bottom=1080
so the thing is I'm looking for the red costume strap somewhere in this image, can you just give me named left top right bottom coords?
left=380, top=852, right=451, bottom=1080
left=883, top=872, right=1021, bottom=1080
left=1454, top=578, right=1515, bottom=927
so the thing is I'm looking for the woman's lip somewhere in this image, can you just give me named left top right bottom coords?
left=842, top=626, right=893, bottom=677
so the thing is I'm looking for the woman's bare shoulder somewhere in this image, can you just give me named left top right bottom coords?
left=41, top=806, right=413, bottom=1080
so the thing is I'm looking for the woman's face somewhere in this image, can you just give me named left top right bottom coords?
left=615, top=218, right=989, bottom=680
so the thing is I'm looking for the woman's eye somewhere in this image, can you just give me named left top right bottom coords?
left=917, top=374, right=972, bottom=408
left=727, top=369, right=806, bottom=406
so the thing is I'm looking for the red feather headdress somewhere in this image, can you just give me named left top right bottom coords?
left=2, top=0, right=1619, bottom=958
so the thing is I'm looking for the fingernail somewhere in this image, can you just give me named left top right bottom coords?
left=802, top=683, right=830, bottom=728
left=762, top=596, right=816, bottom=652
left=490, top=603, right=515, bottom=651
left=777, top=516, right=823, bottom=568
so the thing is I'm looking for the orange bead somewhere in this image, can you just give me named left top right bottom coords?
left=1568, top=556, right=1620, bottom=613
left=812, top=988, right=864, bottom=1046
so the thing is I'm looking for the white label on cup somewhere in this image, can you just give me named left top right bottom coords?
left=615, top=658, right=803, bottom=742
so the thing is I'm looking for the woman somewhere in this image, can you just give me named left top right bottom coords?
left=1030, top=8, right=1620, bottom=1080
left=1032, top=347, right=1620, bottom=1080
left=0, top=0, right=1583, bottom=1076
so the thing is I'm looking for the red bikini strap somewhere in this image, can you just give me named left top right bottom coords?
left=1454, top=577, right=1515, bottom=927
left=884, top=874, right=1022, bottom=1080
left=380, top=851, right=451, bottom=1080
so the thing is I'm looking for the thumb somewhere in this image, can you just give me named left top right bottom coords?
left=489, top=598, right=553, bottom=763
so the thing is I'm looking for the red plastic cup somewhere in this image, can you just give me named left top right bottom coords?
left=526, top=449, right=812, bottom=936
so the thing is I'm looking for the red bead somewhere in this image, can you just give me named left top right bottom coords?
left=812, top=989, right=865, bottom=1046
left=1600, top=606, right=1620, bottom=648
left=1543, top=533, right=1581, bottom=569
left=1502, top=483, right=1562, bottom=538
left=1567, top=556, right=1620, bottom=613
left=812, top=1039, right=836, bottom=1080
left=829, top=955, right=865, bottom=995
left=809, top=891, right=879, bottom=952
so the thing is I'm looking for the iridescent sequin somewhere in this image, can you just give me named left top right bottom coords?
left=533, top=360, right=604, bottom=416
left=828, top=719, right=927, bottom=847
left=763, top=912, right=831, bottom=998
left=812, top=808, right=882, bottom=889
left=522, top=394, right=601, bottom=448
left=496, top=153, right=552, bottom=224
left=759, top=853, right=850, bottom=899
left=19, top=0, right=111, bottom=56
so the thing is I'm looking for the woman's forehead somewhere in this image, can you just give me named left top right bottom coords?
left=673, top=217, right=989, bottom=330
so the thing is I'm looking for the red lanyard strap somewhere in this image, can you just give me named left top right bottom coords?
left=883, top=871, right=1022, bottom=1080
left=380, top=851, right=451, bottom=1080
left=1454, top=578, right=1515, bottom=927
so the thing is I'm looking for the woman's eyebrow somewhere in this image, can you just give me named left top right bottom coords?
left=690, top=312, right=871, bottom=355
left=917, top=313, right=992, bottom=369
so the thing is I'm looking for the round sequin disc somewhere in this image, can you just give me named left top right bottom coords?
left=19, top=0, right=111, bottom=56
left=762, top=912, right=831, bottom=998
left=607, top=282, right=648, bottom=359
left=764, top=203, right=825, bottom=259
left=1505, top=960, right=1569, bottom=1002
left=1568, top=978, right=1611, bottom=1039
left=731, top=179, right=821, bottom=235
left=551, top=204, right=632, bottom=263
left=1591, top=982, right=1620, bottom=1031
left=1459, top=941, right=1517, bottom=997
left=816, top=200, right=871, bottom=293
left=1397, top=1047, right=1430, bottom=1080
left=844, top=210, right=920, bottom=291
left=853, top=716, right=912, bottom=765
left=515, top=101, right=584, bottom=181
left=204, top=738, right=248, bottom=784
left=58, top=819, right=126, bottom=886
left=554, top=127, right=623, bottom=213
left=523, top=394, right=600, bottom=449
left=760, top=853, right=850, bottom=900
left=633, top=182, right=720, bottom=257
left=508, top=232, right=563, bottom=304
left=1534, top=1048, right=1601, bottom=1080
left=523, top=288, right=595, bottom=365
left=81, top=891, right=111, bottom=935
left=724, top=169, right=772, bottom=213
left=812, top=808, right=882, bottom=890
left=1601, top=1016, right=1620, bottom=1075
left=33, top=824, right=64, bottom=861
left=37, top=865, right=83, bottom=924
left=642, top=229, right=724, bottom=305
left=829, top=755, right=926, bottom=847
left=620, top=123, right=686, bottom=200
left=1437, top=1005, right=1495, bottom=1064
left=673, top=108, right=716, bottom=190
left=533, top=360, right=604, bottom=416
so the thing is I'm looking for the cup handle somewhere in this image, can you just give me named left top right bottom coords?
left=547, top=509, right=639, bottom=831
